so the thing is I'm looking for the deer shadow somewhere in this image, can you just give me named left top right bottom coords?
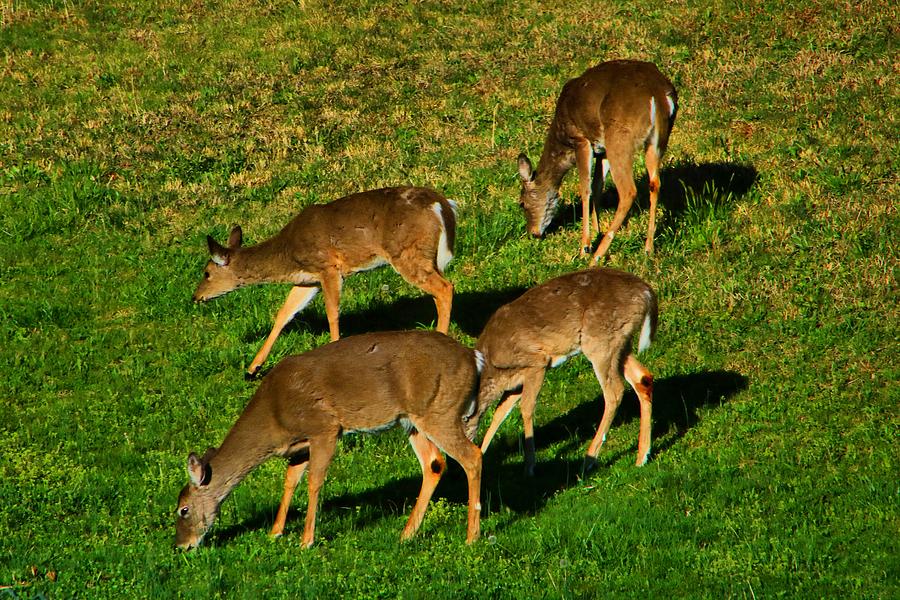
left=545, top=160, right=758, bottom=244
left=212, top=369, right=747, bottom=545
left=244, top=286, right=529, bottom=347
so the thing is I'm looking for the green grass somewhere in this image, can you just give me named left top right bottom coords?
left=1, top=0, right=897, bottom=597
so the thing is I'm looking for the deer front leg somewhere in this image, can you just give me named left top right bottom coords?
left=319, top=269, right=344, bottom=342
left=479, top=391, right=521, bottom=455
left=270, top=458, right=309, bottom=537
left=584, top=356, right=626, bottom=472
left=248, top=285, right=319, bottom=376
left=301, top=434, right=338, bottom=548
left=575, top=139, right=594, bottom=256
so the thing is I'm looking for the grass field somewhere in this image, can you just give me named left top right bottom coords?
left=1, top=0, right=897, bottom=597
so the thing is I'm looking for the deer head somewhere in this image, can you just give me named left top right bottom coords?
left=192, top=225, right=244, bottom=302
left=517, top=154, right=561, bottom=237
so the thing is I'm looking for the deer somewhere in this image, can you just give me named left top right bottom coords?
left=516, top=59, right=677, bottom=263
left=174, top=330, right=485, bottom=550
left=193, top=187, right=457, bottom=377
left=471, top=268, right=658, bottom=477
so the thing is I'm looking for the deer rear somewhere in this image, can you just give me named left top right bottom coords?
left=473, top=268, right=658, bottom=475
left=174, top=330, right=484, bottom=550
left=193, top=186, right=457, bottom=376
left=517, top=60, right=677, bottom=262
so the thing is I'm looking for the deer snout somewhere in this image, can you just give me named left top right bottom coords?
left=174, top=536, right=198, bottom=551
left=529, top=227, right=543, bottom=239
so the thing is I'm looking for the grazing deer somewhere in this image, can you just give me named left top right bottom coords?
left=174, top=330, right=484, bottom=550
left=193, top=187, right=457, bottom=376
left=473, top=268, right=657, bottom=476
left=517, top=59, right=677, bottom=262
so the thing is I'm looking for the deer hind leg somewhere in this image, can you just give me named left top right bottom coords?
left=644, top=143, right=662, bottom=256
left=590, top=148, right=637, bottom=264
left=517, top=367, right=548, bottom=477
left=589, top=156, right=610, bottom=234
left=393, top=259, right=454, bottom=334
left=624, top=354, right=654, bottom=466
left=414, top=420, right=483, bottom=544
left=270, top=452, right=310, bottom=537
left=584, top=352, right=626, bottom=471
left=575, top=139, right=595, bottom=256
left=401, top=429, right=447, bottom=541
left=301, top=433, right=338, bottom=548
left=249, top=285, right=319, bottom=376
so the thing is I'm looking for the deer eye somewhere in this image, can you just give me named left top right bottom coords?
left=180, top=506, right=190, bottom=518
left=204, top=271, right=210, bottom=280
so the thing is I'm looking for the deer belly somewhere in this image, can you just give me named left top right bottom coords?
left=550, top=347, right=581, bottom=368
left=343, top=416, right=403, bottom=436
left=351, top=256, right=389, bottom=274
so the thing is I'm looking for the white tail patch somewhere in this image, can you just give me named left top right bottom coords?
left=666, top=92, right=676, bottom=117
left=474, top=350, right=485, bottom=374
left=638, top=290, right=653, bottom=353
left=433, top=202, right=454, bottom=273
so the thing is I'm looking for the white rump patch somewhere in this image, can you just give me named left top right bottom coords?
left=638, top=290, right=653, bottom=353
left=432, top=202, right=454, bottom=273
left=648, top=97, right=660, bottom=151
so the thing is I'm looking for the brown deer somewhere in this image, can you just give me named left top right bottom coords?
left=193, top=187, right=457, bottom=376
left=174, top=330, right=484, bottom=550
left=517, top=60, right=677, bottom=262
left=472, top=268, right=657, bottom=476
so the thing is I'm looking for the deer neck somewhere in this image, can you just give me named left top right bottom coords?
left=534, top=129, right=576, bottom=194
left=205, top=413, right=278, bottom=505
left=231, top=235, right=311, bottom=285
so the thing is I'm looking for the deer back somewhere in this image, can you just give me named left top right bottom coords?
left=250, top=330, right=479, bottom=437
left=552, top=60, right=676, bottom=150
left=279, top=187, right=456, bottom=276
left=477, top=268, right=656, bottom=370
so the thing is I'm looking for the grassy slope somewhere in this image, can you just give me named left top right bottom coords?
left=1, top=0, right=897, bottom=597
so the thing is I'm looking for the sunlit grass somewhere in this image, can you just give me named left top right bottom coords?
left=1, top=0, right=897, bottom=597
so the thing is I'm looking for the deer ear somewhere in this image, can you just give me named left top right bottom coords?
left=227, top=225, right=243, bottom=249
left=187, top=451, right=214, bottom=486
left=517, top=154, right=535, bottom=182
left=187, top=453, right=205, bottom=486
left=207, top=235, right=230, bottom=267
